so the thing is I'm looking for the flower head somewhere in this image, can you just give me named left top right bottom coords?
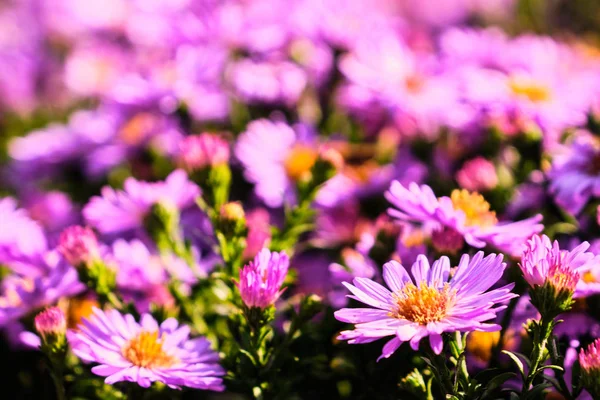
left=385, top=182, right=543, bottom=256
left=178, top=133, right=230, bottom=171
left=335, top=252, right=516, bottom=359
left=235, top=119, right=316, bottom=207
left=520, top=235, right=600, bottom=315
left=549, top=134, right=600, bottom=215
left=35, top=307, right=67, bottom=339
left=580, top=338, right=600, bottom=398
left=520, top=235, right=600, bottom=298
left=237, top=249, right=289, bottom=309
left=456, top=157, right=498, bottom=192
left=83, top=170, right=200, bottom=234
left=58, top=226, right=100, bottom=266
left=68, top=308, right=224, bottom=390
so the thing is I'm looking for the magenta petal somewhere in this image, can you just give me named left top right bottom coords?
left=429, top=333, right=443, bottom=355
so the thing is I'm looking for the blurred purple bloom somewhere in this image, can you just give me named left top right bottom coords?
left=386, top=182, right=543, bottom=256
left=227, top=59, right=307, bottom=106
left=549, top=135, right=600, bottom=215
left=83, top=170, right=200, bottom=235
left=235, top=119, right=316, bottom=208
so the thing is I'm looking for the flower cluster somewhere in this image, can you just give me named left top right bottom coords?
left=3, top=1, right=600, bottom=399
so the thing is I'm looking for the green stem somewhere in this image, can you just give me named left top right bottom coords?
left=48, top=364, right=66, bottom=400
left=549, top=336, right=574, bottom=400
left=522, top=316, right=553, bottom=396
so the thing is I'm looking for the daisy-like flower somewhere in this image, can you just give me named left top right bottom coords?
left=237, top=248, right=289, bottom=309
left=0, top=260, right=84, bottom=328
left=385, top=181, right=543, bottom=256
left=548, top=134, right=600, bottom=215
left=68, top=308, right=225, bottom=391
left=0, top=197, right=48, bottom=267
left=235, top=119, right=317, bottom=208
left=83, top=169, right=200, bottom=235
left=519, top=235, right=600, bottom=300
left=335, top=252, right=516, bottom=359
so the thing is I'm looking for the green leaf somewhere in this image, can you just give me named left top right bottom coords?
left=502, top=350, right=526, bottom=378
left=524, top=383, right=552, bottom=400
left=481, top=372, right=517, bottom=399
left=530, top=364, right=563, bottom=381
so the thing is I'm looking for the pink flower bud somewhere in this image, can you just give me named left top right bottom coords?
left=179, top=133, right=230, bottom=171
left=237, top=249, right=289, bottom=309
left=58, top=225, right=99, bottom=266
left=456, top=157, right=498, bottom=192
left=35, top=307, right=66, bottom=339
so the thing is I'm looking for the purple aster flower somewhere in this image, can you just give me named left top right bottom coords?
left=520, top=235, right=600, bottom=299
left=237, top=248, right=289, bottom=309
left=329, top=248, right=378, bottom=308
left=110, top=239, right=197, bottom=312
left=235, top=119, right=317, bottom=208
left=83, top=170, right=200, bottom=235
left=68, top=308, right=225, bottom=390
left=548, top=134, right=600, bottom=215
left=385, top=182, right=543, bottom=256
left=335, top=252, right=516, bottom=359
left=0, top=257, right=84, bottom=328
left=227, top=59, right=307, bottom=106
left=0, top=197, right=48, bottom=267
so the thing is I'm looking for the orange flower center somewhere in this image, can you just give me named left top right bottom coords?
left=122, top=331, right=178, bottom=369
left=284, top=145, right=317, bottom=181
left=119, top=113, right=156, bottom=145
left=67, top=297, right=98, bottom=329
left=548, top=263, right=579, bottom=292
left=583, top=271, right=597, bottom=283
left=466, top=330, right=501, bottom=362
left=450, top=189, right=498, bottom=228
left=391, top=282, right=456, bottom=324
left=508, top=77, right=551, bottom=103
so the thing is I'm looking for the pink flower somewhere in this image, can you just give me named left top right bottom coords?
left=237, top=249, right=289, bottom=309
left=58, top=226, right=100, bottom=266
left=178, top=133, right=230, bottom=171
left=35, top=307, right=67, bottom=338
left=456, top=157, right=498, bottom=192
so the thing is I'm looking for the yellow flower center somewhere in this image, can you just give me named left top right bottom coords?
left=548, top=263, right=579, bottom=292
left=390, top=282, right=456, bottom=324
left=466, top=331, right=501, bottom=362
left=450, top=189, right=498, bottom=228
left=122, top=331, right=178, bottom=369
left=67, top=297, right=98, bottom=330
left=284, top=145, right=317, bottom=181
left=583, top=271, right=597, bottom=283
left=508, top=77, right=551, bottom=103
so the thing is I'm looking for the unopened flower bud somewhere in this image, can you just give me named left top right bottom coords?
left=179, top=133, right=230, bottom=171
left=218, top=202, right=247, bottom=237
left=237, top=248, right=288, bottom=309
left=58, top=226, right=99, bottom=266
left=35, top=307, right=67, bottom=350
left=580, top=338, right=600, bottom=398
left=456, top=157, right=498, bottom=192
